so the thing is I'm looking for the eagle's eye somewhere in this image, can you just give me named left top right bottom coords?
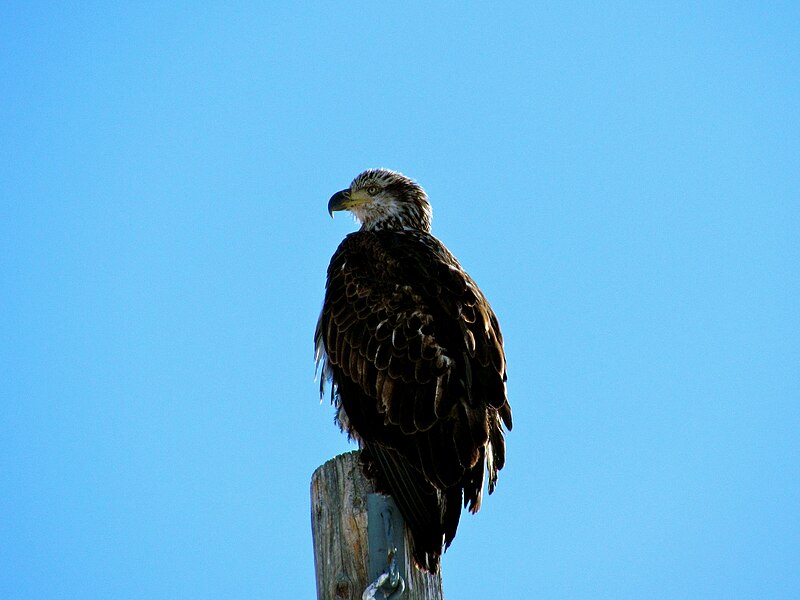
left=366, top=185, right=379, bottom=195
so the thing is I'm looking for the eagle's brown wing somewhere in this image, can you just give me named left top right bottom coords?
left=315, top=229, right=512, bottom=572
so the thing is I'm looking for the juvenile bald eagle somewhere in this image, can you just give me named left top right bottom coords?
left=315, top=169, right=512, bottom=573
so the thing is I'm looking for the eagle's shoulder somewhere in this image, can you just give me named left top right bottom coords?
left=330, top=229, right=473, bottom=294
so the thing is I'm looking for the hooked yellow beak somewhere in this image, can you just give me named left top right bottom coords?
left=327, top=189, right=371, bottom=217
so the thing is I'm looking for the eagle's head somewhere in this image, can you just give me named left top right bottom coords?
left=328, top=169, right=432, bottom=232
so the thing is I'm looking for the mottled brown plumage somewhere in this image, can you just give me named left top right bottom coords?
left=315, top=169, right=512, bottom=573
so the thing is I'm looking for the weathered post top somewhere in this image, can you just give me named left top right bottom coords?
left=310, top=452, right=444, bottom=600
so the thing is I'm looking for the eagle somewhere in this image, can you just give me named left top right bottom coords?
left=315, top=168, right=512, bottom=573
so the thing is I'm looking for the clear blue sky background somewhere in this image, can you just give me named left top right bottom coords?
left=2, top=3, right=798, bottom=598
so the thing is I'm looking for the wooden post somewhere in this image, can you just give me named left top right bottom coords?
left=311, top=451, right=444, bottom=600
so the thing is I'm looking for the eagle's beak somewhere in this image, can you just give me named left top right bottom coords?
left=328, top=189, right=372, bottom=217
left=327, top=190, right=350, bottom=217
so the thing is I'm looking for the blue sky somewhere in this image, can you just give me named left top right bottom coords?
left=1, top=2, right=798, bottom=598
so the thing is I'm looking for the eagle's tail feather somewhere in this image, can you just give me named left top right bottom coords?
left=362, top=443, right=453, bottom=574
